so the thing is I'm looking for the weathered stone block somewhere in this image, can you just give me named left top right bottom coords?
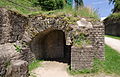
left=5, top=60, right=28, bottom=77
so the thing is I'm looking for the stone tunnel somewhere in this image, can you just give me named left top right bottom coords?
left=30, top=29, right=66, bottom=59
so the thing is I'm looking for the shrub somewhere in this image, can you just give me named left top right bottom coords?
left=35, top=0, right=65, bottom=11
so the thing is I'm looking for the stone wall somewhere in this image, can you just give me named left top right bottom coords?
left=71, top=46, right=93, bottom=70
left=71, top=22, right=104, bottom=70
left=0, top=8, right=11, bottom=44
left=0, top=8, right=28, bottom=44
left=0, top=8, right=28, bottom=77
left=92, top=25, right=105, bottom=59
left=0, top=43, right=28, bottom=77
left=0, top=8, right=104, bottom=76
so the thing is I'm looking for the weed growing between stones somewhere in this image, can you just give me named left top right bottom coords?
left=13, top=44, right=22, bottom=52
left=73, top=33, right=91, bottom=47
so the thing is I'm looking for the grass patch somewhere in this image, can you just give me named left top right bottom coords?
left=29, top=60, right=43, bottom=71
left=68, top=45, right=120, bottom=75
left=104, top=45, right=120, bottom=74
left=0, top=0, right=40, bottom=15
left=29, top=72, right=37, bottom=77
left=48, top=6, right=99, bottom=19
left=68, top=68, right=93, bottom=75
left=0, top=0, right=99, bottom=19
left=105, top=35, right=120, bottom=40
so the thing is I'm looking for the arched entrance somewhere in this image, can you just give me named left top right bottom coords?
left=30, top=29, right=70, bottom=62
left=42, top=30, right=65, bottom=59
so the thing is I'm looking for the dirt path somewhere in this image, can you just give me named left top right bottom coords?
left=30, top=61, right=119, bottom=77
left=30, top=61, right=73, bottom=77
left=105, top=37, right=120, bottom=53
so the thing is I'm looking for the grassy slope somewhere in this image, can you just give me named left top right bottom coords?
left=0, top=0, right=40, bottom=15
left=0, top=0, right=99, bottom=18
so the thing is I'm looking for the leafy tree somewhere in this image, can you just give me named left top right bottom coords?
left=67, top=0, right=83, bottom=8
left=109, top=0, right=120, bottom=12
left=35, top=0, right=65, bottom=11
left=75, top=0, right=84, bottom=6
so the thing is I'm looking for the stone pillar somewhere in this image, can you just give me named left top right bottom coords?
left=71, top=46, right=94, bottom=70
left=92, top=25, right=105, bottom=60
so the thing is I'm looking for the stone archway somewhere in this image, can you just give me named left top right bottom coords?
left=42, top=30, right=65, bottom=59
left=30, top=29, right=67, bottom=61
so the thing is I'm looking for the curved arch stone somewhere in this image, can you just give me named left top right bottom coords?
left=22, top=15, right=73, bottom=46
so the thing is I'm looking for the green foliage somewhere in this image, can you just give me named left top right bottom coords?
left=0, top=0, right=41, bottom=14
left=105, top=12, right=120, bottom=21
left=61, top=6, right=99, bottom=18
left=109, top=0, right=120, bottom=13
left=0, top=0, right=99, bottom=19
left=14, top=44, right=22, bottom=52
left=68, top=68, right=92, bottom=75
left=29, top=60, right=43, bottom=71
left=35, top=0, right=65, bottom=11
left=67, top=0, right=84, bottom=6
left=74, top=33, right=91, bottom=47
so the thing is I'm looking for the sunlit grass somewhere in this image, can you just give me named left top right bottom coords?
left=104, top=45, right=120, bottom=74
left=0, top=0, right=99, bottom=19
left=105, top=35, right=120, bottom=40
left=29, top=60, right=43, bottom=71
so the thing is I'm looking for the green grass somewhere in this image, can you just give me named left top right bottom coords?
left=49, top=6, right=99, bottom=19
left=105, top=35, right=120, bottom=40
left=104, top=45, right=120, bottom=74
left=68, top=59, right=104, bottom=75
left=0, top=0, right=41, bottom=15
left=68, top=45, right=120, bottom=75
left=29, top=60, right=43, bottom=71
left=0, top=0, right=99, bottom=19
